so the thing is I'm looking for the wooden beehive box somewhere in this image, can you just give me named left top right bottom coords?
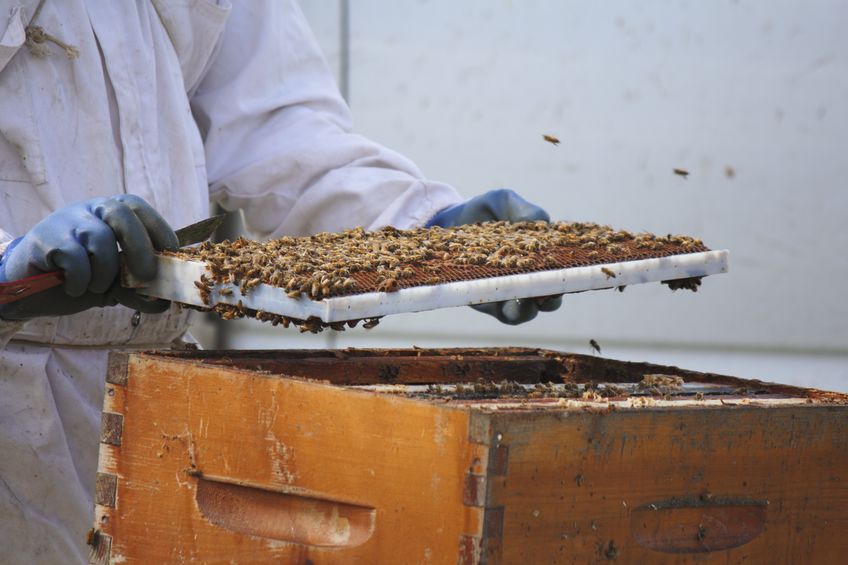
left=90, top=348, right=848, bottom=564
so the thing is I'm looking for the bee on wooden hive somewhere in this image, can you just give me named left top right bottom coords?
left=86, top=528, right=100, bottom=548
left=363, top=317, right=381, bottom=329
left=542, top=134, right=560, bottom=145
left=601, top=267, right=617, bottom=279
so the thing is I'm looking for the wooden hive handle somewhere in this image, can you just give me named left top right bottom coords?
left=631, top=496, right=768, bottom=554
left=195, top=477, right=376, bottom=548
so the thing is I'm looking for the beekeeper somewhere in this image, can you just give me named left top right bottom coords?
left=0, top=1, right=561, bottom=562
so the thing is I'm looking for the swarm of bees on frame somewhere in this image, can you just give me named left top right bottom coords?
left=172, top=221, right=708, bottom=333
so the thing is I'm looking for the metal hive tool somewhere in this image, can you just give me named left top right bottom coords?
left=127, top=221, right=729, bottom=326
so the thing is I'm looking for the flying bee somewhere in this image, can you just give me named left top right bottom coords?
left=673, top=168, right=690, bottom=179
left=601, top=267, right=617, bottom=279
left=542, top=134, right=560, bottom=145
left=589, top=339, right=602, bottom=355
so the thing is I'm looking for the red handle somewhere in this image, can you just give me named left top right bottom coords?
left=0, top=270, right=65, bottom=304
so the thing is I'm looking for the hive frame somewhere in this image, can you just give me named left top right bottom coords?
left=133, top=250, right=729, bottom=323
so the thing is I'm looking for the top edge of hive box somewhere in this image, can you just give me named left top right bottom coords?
left=105, top=347, right=848, bottom=406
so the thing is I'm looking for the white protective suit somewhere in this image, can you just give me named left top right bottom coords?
left=0, top=1, right=461, bottom=562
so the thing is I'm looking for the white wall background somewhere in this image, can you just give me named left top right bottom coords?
left=203, top=1, right=848, bottom=392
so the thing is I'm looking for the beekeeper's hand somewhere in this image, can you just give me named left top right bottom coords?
left=426, top=189, right=563, bottom=325
left=0, top=195, right=178, bottom=320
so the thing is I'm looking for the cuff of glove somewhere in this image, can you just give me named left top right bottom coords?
left=425, top=201, right=465, bottom=228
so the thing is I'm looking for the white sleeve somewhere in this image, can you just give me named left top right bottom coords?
left=190, top=1, right=462, bottom=238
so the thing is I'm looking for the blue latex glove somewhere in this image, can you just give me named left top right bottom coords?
left=0, top=195, right=178, bottom=320
left=427, top=189, right=563, bottom=325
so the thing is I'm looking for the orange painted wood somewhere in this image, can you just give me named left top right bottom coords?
left=480, top=407, right=848, bottom=564
left=94, top=354, right=487, bottom=564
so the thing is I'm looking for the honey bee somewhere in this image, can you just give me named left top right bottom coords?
left=363, top=317, right=381, bottom=329
left=502, top=256, right=520, bottom=268
left=601, top=267, right=617, bottom=279
left=542, top=134, right=560, bottom=145
left=516, top=257, right=535, bottom=268
left=377, top=278, right=400, bottom=293
left=219, top=287, right=233, bottom=296
left=193, top=279, right=212, bottom=305
left=673, top=168, right=690, bottom=179
left=589, top=339, right=602, bottom=355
